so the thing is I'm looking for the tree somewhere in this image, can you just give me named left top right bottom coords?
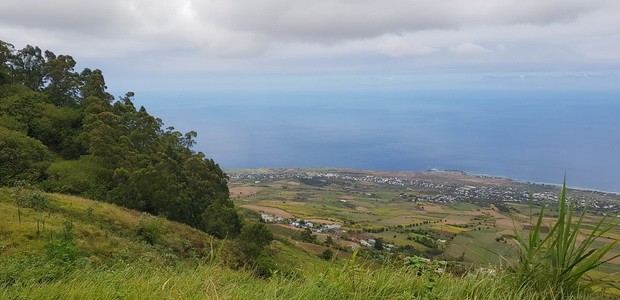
left=0, top=127, right=52, bottom=185
left=42, top=51, right=80, bottom=106
left=239, top=222, right=273, bottom=248
left=201, top=200, right=242, bottom=239
left=11, top=45, right=46, bottom=90
left=0, top=40, right=238, bottom=244
left=0, top=40, right=15, bottom=85
left=80, top=68, right=113, bottom=102
left=222, top=222, right=274, bottom=274
left=298, top=228, right=317, bottom=243
left=373, top=238, right=384, bottom=250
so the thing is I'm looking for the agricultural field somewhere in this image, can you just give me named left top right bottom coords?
left=229, top=168, right=620, bottom=274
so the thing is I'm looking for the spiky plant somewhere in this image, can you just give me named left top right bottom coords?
left=512, top=178, right=619, bottom=297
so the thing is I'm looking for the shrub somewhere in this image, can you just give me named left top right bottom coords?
left=45, top=221, right=83, bottom=263
left=253, top=252, right=277, bottom=278
left=320, top=249, right=334, bottom=261
left=16, top=191, right=49, bottom=211
left=294, top=228, right=317, bottom=243
left=222, top=222, right=274, bottom=276
left=137, top=215, right=164, bottom=245
left=14, top=181, right=50, bottom=211
left=0, top=127, right=52, bottom=185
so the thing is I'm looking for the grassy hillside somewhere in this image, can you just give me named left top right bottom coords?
left=0, top=187, right=216, bottom=261
left=1, top=187, right=618, bottom=299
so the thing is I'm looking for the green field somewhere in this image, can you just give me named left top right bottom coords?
left=229, top=175, right=620, bottom=275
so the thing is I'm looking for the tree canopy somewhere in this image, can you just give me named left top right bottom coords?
left=0, top=40, right=240, bottom=238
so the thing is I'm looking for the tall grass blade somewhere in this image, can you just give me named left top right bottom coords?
left=510, top=177, right=619, bottom=297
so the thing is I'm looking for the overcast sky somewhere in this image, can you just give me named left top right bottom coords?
left=2, top=1, right=620, bottom=186
left=2, top=0, right=620, bottom=78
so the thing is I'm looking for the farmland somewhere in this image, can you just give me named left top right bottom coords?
left=229, top=168, right=620, bottom=271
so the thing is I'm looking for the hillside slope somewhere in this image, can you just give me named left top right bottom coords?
left=0, top=187, right=217, bottom=262
left=2, top=188, right=614, bottom=299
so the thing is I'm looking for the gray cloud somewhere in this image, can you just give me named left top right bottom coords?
left=0, top=0, right=619, bottom=73
left=199, top=0, right=601, bottom=41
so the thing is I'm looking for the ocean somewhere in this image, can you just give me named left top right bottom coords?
left=137, top=89, right=620, bottom=193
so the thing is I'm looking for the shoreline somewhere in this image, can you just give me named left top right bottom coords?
left=225, top=167, right=620, bottom=196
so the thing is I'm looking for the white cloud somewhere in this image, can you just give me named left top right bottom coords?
left=451, top=42, right=493, bottom=55
left=378, top=34, right=438, bottom=57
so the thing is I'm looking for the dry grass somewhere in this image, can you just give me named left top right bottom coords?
left=230, top=186, right=264, bottom=198
left=240, top=205, right=295, bottom=218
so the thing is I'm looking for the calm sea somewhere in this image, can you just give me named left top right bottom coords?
left=139, top=90, right=620, bottom=193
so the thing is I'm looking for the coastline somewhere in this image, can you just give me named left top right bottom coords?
left=226, top=167, right=620, bottom=196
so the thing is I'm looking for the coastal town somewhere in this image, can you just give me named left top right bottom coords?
left=229, top=169, right=620, bottom=214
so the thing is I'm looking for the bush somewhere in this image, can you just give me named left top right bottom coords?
left=137, top=215, right=164, bottom=245
left=14, top=181, right=50, bottom=211
left=17, top=192, right=48, bottom=210
left=201, top=200, right=242, bottom=239
left=0, top=127, right=52, bottom=185
left=320, top=249, right=334, bottom=261
left=294, top=228, right=317, bottom=243
left=253, top=253, right=277, bottom=278
left=45, top=221, right=83, bottom=263
left=221, top=222, right=274, bottom=276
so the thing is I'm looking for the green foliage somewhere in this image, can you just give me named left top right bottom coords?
left=0, top=187, right=610, bottom=300
left=238, top=222, right=273, bottom=255
left=223, top=222, right=274, bottom=276
left=404, top=256, right=447, bottom=276
left=409, top=234, right=437, bottom=249
left=15, top=187, right=50, bottom=211
left=494, top=202, right=511, bottom=213
left=45, top=221, right=83, bottom=263
left=0, top=114, right=27, bottom=132
left=202, top=200, right=242, bottom=239
left=0, top=41, right=14, bottom=85
left=511, top=179, right=620, bottom=297
left=320, top=249, right=334, bottom=260
left=0, top=256, right=81, bottom=289
left=80, top=68, right=113, bottom=102
left=253, top=252, right=278, bottom=278
left=373, top=238, right=384, bottom=250
left=137, top=215, right=165, bottom=245
left=404, top=256, right=448, bottom=300
left=42, top=52, right=80, bottom=106
left=0, top=40, right=239, bottom=238
left=295, top=227, right=317, bottom=243
left=43, top=157, right=110, bottom=198
left=0, top=127, right=51, bottom=185
left=325, top=235, right=335, bottom=246
left=298, top=177, right=329, bottom=187
left=10, top=44, right=46, bottom=90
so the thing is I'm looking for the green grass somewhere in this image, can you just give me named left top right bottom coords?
left=1, top=254, right=600, bottom=300
left=449, top=202, right=482, bottom=211
left=2, top=184, right=618, bottom=299
left=445, top=228, right=516, bottom=264
left=0, top=187, right=217, bottom=263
